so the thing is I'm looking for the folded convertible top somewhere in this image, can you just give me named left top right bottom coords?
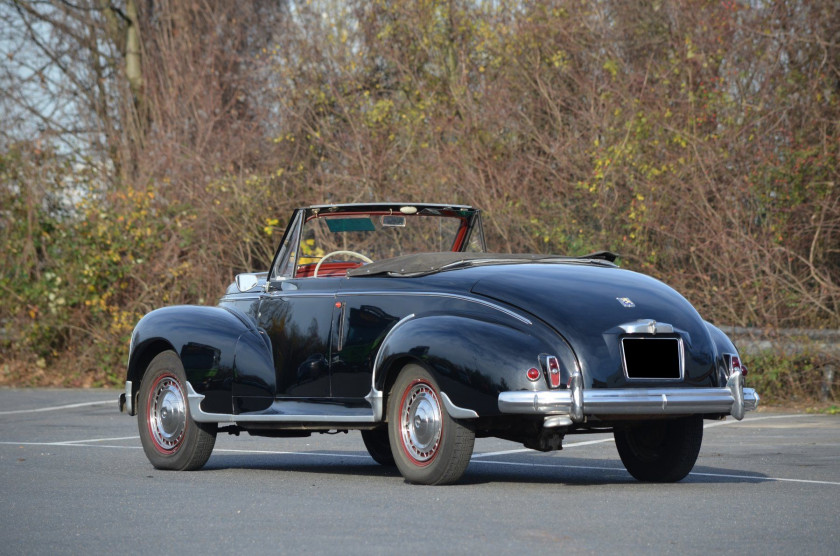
left=346, top=251, right=618, bottom=277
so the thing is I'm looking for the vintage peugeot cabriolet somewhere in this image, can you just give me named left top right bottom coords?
left=121, top=203, right=758, bottom=484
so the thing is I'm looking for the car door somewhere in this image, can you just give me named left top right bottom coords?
left=329, top=294, right=401, bottom=400
left=257, top=277, right=342, bottom=399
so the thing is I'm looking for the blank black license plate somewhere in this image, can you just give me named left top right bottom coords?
left=622, top=337, right=682, bottom=380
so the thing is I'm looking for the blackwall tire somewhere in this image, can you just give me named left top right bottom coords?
left=387, top=364, right=475, bottom=485
left=614, top=415, right=703, bottom=482
left=137, top=351, right=217, bottom=471
left=361, top=429, right=395, bottom=466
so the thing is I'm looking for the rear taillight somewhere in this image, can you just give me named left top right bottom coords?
left=731, top=355, right=748, bottom=377
left=725, top=353, right=748, bottom=378
left=541, top=355, right=562, bottom=388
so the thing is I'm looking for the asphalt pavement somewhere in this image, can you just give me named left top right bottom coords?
left=1, top=388, right=838, bottom=555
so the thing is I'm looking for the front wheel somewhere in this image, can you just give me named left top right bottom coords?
left=614, top=416, right=703, bottom=482
left=387, top=364, right=475, bottom=485
left=137, top=351, right=217, bottom=470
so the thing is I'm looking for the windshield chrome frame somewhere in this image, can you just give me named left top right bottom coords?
left=269, top=209, right=305, bottom=282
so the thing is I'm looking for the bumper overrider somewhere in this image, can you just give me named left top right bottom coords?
left=498, top=370, right=759, bottom=424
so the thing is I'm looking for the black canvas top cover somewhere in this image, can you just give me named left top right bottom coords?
left=346, top=251, right=618, bottom=277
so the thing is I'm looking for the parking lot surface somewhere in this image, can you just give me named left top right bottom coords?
left=1, top=389, right=838, bottom=554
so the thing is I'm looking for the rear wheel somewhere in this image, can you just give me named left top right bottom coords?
left=387, top=364, right=475, bottom=485
left=614, top=416, right=703, bottom=482
left=361, top=429, right=395, bottom=466
left=137, top=351, right=217, bottom=470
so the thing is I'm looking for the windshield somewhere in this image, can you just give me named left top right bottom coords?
left=302, top=213, right=466, bottom=261
left=269, top=205, right=485, bottom=280
left=286, top=209, right=483, bottom=278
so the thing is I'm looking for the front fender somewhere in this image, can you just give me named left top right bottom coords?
left=127, top=305, right=272, bottom=415
left=373, top=314, right=570, bottom=417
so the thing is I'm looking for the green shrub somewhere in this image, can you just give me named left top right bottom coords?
left=744, top=350, right=838, bottom=407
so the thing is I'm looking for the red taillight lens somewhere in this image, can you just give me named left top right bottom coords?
left=731, top=355, right=747, bottom=377
left=526, top=368, right=541, bottom=381
left=538, top=354, right=564, bottom=388
left=547, top=356, right=562, bottom=388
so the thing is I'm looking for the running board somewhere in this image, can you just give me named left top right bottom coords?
left=186, top=383, right=376, bottom=423
left=185, top=382, right=476, bottom=424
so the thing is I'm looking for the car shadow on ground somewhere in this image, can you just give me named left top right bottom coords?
left=200, top=451, right=770, bottom=486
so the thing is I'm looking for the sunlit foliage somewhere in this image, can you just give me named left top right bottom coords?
left=0, top=0, right=838, bottom=394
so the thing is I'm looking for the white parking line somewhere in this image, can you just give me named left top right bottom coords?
left=471, top=459, right=622, bottom=472
left=1, top=407, right=835, bottom=486
left=472, top=414, right=818, bottom=459
left=688, top=471, right=840, bottom=486
left=2, top=438, right=838, bottom=486
left=469, top=458, right=840, bottom=486
left=471, top=448, right=533, bottom=458
left=214, top=448, right=371, bottom=459
left=54, top=436, right=140, bottom=445
left=0, top=400, right=113, bottom=416
left=703, top=413, right=814, bottom=429
left=0, top=441, right=141, bottom=449
left=472, top=438, right=613, bottom=459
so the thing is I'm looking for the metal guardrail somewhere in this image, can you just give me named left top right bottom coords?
left=719, top=326, right=838, bottom=401
left=719, top=326, right=840, bottom=356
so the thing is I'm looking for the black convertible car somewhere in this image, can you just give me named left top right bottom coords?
left=121, top=203, right=758, bottom=484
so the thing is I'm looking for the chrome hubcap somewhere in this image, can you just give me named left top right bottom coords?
left=400, top=381, right=442, bottom=464
left=148, top=375, right=186, bottom=453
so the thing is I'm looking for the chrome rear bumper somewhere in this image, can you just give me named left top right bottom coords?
left=498, top=370, right=758, bottom=424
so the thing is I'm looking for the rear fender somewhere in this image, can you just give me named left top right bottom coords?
left=373, top=314, right=576, bottom=417
left=705, top=321, right=740, bottom=386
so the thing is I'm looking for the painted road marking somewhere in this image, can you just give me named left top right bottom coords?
left=474, top=413, right=818, bottom=459
left=8, top=439, right=831, bottom=487
left=0, top=400, right=113, bottom=416
left=687, top=472, right=840, bottom=486
left=468, top=459, right=840, bottom=486
left=702, top=413, right=814, bottom=428
left=0, top=441, right=141, bottom=449
left=214, top=448, right=371, bottom=458
left=472, top=438, right=614, bottom=459
left=1, top=405, right=835, bottom=486
left=2, top=440, right=838, bottom=487
left=53, top=436, right=141, bottom=445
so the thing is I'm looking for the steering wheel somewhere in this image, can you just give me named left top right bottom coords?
left=313, top=250, right=373, bottom=277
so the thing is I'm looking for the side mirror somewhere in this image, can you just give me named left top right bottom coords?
left=235, top=273, right=260, bottom=292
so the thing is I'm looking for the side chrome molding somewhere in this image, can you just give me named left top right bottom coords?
left=370, top=313, right=416, bottom=393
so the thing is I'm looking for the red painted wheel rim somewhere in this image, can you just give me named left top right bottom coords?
left=398, top=379, right=443, bottom=466
left=146, top=373, right=187, bottom=454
